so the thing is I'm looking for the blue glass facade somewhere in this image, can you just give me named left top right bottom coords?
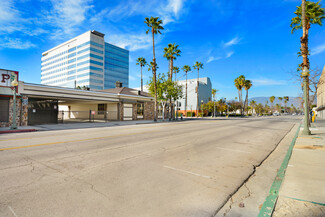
left=104, top=43, right=129, bottom=89
left=41, top=31, right=129, bottom=90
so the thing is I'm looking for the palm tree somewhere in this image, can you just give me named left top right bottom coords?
left=193, top=61, right=203, bottom=117
left=275, top=103, right=281, bottom=113
left=173, top=66, right=180, bottom=82
left=145, top=17, right=164, bottom=121
left=243, top=80, right=252, bottom=115
left=250, top=100, right=256, bottom=116
left=212, top=88, right=218, bottom=117
left=291, top=1, right=325, bottom=110
left=269, top=96, right=275, bottom=112
left=163, top=43, right=181, bottom=80
left=278, top=97, right=283, bottom=106
left=182, top=65, right=191, bottom=116
left=136, top=57, right=147, bottom=92
left=291, top=1, right=325, bottom=70
left=163, top=43, right=181, bottom=120
left=234, top=75, right=246, bottom=115
left=284, top=96, right=289, bottom=113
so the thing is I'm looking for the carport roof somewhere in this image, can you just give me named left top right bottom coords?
left=18, top=82, right=153, bottom=102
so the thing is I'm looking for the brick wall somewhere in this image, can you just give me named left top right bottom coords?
left=118, top=102, right=123, bottom=121
left=0, top=95, right=28, bottom=127
left=132, top=103, right=137, bottom=120
left=144, top=101, right=154, bottom=120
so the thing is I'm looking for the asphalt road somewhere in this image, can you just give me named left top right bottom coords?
left=0, top=116, right=300, bottom=217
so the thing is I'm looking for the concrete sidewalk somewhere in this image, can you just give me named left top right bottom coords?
left=272, top=119, right=325, bottom=216
left=0, top=119, right=179, bottom=134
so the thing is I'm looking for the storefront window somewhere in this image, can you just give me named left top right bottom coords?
left=137, top=103, right=144, bottom=118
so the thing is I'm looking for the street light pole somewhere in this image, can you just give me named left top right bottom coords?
left=302, top=67, right=311, bottom=135
left=10, top=77, right=19, bottom=130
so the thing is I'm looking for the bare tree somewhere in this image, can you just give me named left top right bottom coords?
left=290, top=66, right=322, bottom=106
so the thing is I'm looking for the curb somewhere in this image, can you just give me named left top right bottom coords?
left=258, top=124, right=301, bottom=217
left=0, top=129, right=37, bottom=134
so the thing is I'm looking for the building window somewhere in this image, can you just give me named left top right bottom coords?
left=98, top=104, right=106, bottom=115
left=137, top=103, right=144, bottom=118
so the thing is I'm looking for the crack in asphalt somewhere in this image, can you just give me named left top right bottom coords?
left=212, top=123, right=296, bottom=217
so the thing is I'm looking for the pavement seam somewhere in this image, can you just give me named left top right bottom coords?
left=212, top=123, right=297, bottom=217
left=257, top=124, right=301, bottom=217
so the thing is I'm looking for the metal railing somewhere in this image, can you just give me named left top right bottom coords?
left=58, top=110, right=118, bottom=123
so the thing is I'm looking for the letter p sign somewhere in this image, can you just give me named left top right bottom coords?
left=1, top=74, right=10, bottom=83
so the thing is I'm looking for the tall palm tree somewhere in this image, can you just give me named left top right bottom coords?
left=284, top=96, right=289, bottom=113
left=163, top=43, right=181, bottom=80
left=291, top=1, right=325, bottom=109
left=291, top=1, right=325, bottom=70
left=182, top=65, right=191, bottom=116
left=250, top=100, right=256, bottom=116
left=243, top=80, right=252, bottom=115
left=193, top=61, right=203, bottom=117
left=136, top=57, right=147, bottom=92
left=234, top=75, right=246, bottom=115
left=145, top=17, right=164, bottom=121
left=212, top=88, right=218, bottom=117
left=163, top=43, right=181, bottom=120
left=173, top=66, right=180, bottom=82
left=269, top=96, right=275, bottom=112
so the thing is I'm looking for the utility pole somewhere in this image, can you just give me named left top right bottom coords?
left=10, top=76, right=19, bottom=130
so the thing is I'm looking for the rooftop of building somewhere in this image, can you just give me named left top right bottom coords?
left=100, top=87, right=151, bottom=97
left=177, top=77, right=211, bottom=85
left=42, top=30, right=128, bottom=56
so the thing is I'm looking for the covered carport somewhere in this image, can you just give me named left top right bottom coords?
left=18, top=82, right=154, bottom=125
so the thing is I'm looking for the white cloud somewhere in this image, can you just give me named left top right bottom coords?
left=226, top=51, right=234, bottom=58
left=109, top=33, right=154, bottom=51
left=166, top=0, right=184, bottom=17
left=0, top=37, right=35, bottom=49
left=0, top=1, right=18, bottom=23
left=129, top=75, right=137, bottom=81
left=250, top=78, right=287, bottom=86
left=207, top=51, right=234, bottom=63
left=224, top=36, right=241, bottom=47
left=311, top=43, right=325, bottom=56
left=47, top=0, right=94, bottom=39
left=207, top=56, right=222, bottom=63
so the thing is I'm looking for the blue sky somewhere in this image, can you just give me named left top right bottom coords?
left=0, top=0, right=325, bottom=100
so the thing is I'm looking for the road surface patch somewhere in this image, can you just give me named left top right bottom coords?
left=163, top=165, right=211, bottom=179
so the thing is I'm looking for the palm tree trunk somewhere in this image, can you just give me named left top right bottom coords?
left=246, top=90, right=249, bottom=115
left=152, top=29, right=157, bottom=121
left=185, top=72, right=188, bottom=117
left=170, top=58, right=173, bottom=81
left=169, top=57, right=174, bottom=120
left=141, top=65, right=143, bottom=92
left=196, top=69, right=199, bottom=117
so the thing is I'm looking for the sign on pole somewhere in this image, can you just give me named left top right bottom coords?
left=0, top=69, right=19, bottom=87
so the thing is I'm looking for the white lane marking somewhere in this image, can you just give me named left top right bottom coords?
left=288, top=164, right=294, bottom=167
left=163, top=165, right=211, bottom=179
left=8, top=206, right=18, bottom=217
left=216, top=147, right=251, bottom=154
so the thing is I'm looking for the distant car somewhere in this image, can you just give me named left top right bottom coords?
left=273, top=112, right=279, bottom=116
left=292, top=113, right=296, bottom=116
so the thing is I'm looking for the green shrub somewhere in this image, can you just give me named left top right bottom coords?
left=186, top=112, right=195, bottom=117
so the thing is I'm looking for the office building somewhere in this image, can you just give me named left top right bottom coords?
left=177, top=77, right=212, bottom=114
left=41, top=30, right=129, bottom=90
